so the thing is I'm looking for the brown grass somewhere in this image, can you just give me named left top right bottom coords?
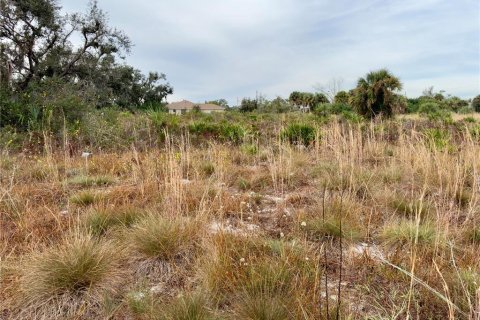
left=1, top=119, right=479, bottom=319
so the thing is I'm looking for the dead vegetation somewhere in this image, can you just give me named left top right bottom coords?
left=1, top=120, right=479, bottom=319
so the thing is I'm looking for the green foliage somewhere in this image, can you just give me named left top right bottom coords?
left=313, top=103, right=353, bottom=116
left=302, top=216, right=363, bottom=241
left=424, top=128, right=451, bottom=151
left=380, top=220, right=439, bottom=247
left=334, top=90, right=350, bottom=104
left=0, top=0, right=172, bottom=114
left=418, top=102, right=453, bottom=123
left=472, top=95, right=480, bottom=112
left=350, top=69, right=403, bottom=118
left=70, top=190, right=99, bottom=206
left=443, top=96, right=468, bottom=112
left=188, top=122, right=219, bottom=137
left=239, top=98, right=258, bottom=112
left=280, top=123, right=316, bottom=146
left=258, top=97, right=295, bottom=113
left=205, top=98, right=229, bottom=109
left=219, top=123, right=246, bottom=143
left=289, top=91, right=329, bottom=111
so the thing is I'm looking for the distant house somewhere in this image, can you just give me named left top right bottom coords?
left=167, top=100, right=226, bottom=115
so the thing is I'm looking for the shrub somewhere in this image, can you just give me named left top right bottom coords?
left=472, top=95, right=480, bottom=112
left=280, top=123, right=316, bottom=146
left=418, top=102, right=453, bottom=123
left=188, top=122, right=219, bottom=137
left=130, top=215, right=199, bottom=260
left=334, top=91, right=350, bottom=104
left=219, top=123, right=246, bottom=143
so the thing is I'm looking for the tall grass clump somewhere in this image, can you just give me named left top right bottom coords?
left=16, top=234, right=122, bottom=317
left=302, top=215, right=363, bottom=242
left=161, top=293, right=215, bottom=320
left=85, top=206, right=144, bottom=236
left=234, top=294, right=290, bottom=320
left=380, top=220, right=441, bottom=247
left=130, top=215, right=200, bottom=260
left=67, top=175, right=116, bottom=187
left=70, top=190, right=99, bottom=206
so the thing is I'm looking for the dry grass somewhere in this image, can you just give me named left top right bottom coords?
left=11, top=233, right=123, bottom=318
left=1, top=118, right=480, bottom=319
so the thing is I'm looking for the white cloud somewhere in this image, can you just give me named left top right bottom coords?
left=63, top=0, right=480, bottom=104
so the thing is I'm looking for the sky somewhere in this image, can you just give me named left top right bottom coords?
left=62, top=0, right=480, bottom=105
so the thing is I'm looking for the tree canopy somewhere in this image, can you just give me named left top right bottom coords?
left=288, top=91, right=328, bottom=111
left=0, top=0, right=172, bottom=108
left=350, top=69, right=403, bottom=118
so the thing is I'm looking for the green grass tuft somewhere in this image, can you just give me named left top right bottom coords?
left=70, top=190, right=99, bottom=206
left=85, top=207, right=144, bottom=236
left=18, top=234, right=121, bottom=305
left=131, top=215, right=200, bottom=260
left=380, top=220, right=440, bottom=247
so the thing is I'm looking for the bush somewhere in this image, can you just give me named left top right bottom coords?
left=280, top=123, right=316, bottom=146
left=188, top=122, right=220, bottom=138
left=219, top=123, right=246, bottom=143
left=313, top=103, right=353, bottom=117
left=418, top=102, right=453, bottom=123
left=472, top=95, right=480, bottom=112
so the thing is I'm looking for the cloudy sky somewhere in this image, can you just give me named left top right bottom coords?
left=63, top=0, right=479, bottom=105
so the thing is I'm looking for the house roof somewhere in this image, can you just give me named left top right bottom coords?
left=167, top=100, right=225, bottom=111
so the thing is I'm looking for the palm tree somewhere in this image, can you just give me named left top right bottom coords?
left=350, top=69, right=403, bottom=118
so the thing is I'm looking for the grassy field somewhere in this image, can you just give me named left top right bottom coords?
left=1, top=116, right=480, bottom=319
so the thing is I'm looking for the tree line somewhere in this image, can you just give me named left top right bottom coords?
left=0, top=0, right=172, bottom=130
